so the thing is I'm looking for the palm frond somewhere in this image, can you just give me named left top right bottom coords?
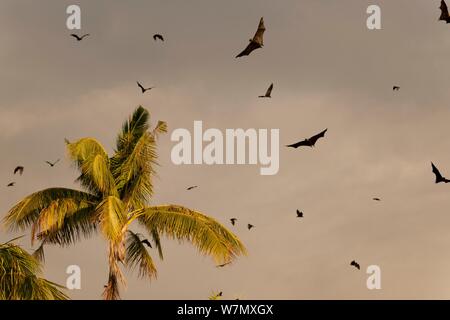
left=37, top=205, right=97, bottom=246
left=95, top=196, right=127, bottom=242
left=138, top=205, right=247, bottom=264
left=4, top=188, right=97, bottom=232
left=67, top=138, right=118, bottom=197
left=125, top=231, right=157, bottom=279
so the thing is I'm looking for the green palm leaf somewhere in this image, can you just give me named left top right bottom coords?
left=138, top=205, right=247, bottom=264
left=125, top=231, right=157, bottom=279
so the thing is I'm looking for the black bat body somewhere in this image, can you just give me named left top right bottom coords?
left=153, top=34, right=164, bottom=41
left=141, top=239, right=152, bottom=248
left=137, top=81, right=154, bottom=93
left=373, top=198, right=381, bottom=201
left=247, top=224, right=254, bottom=230
left=287, top=129, right=328, bottom=149
left=432, top=162, right=450, bottom=183
left=393, top=86, right=400, bottom=91
left=296, top=210, right=303, bottom=218
left=7, top=182, right=15, bottom=187
left=230, top=218, right=237, bottom=226
left=45, top=159, right=60, bottom=167
left=350, top=260, right=360, bottom=270
left=71, top=33, right=90, bottom=41
left=14, top=166, right=24, bottom=175
left=187, top=186, right=198, bottom=191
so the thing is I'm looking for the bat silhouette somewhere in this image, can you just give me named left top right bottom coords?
left=236, top=17, right=265, bottom=58
left=350, top=260, right=360, bottom=270
left=7, top=182, right=15, bottom=187
left=259, top=83, right=273, bottom=98
left=393, top=86, right=400, bottom=91
left=247, top=224, right=254, bottom=230
left=230, top=218, right=237, bottom=226
left=296, top=210, right=303, bottom=218
left=137, top=81, right=154, bottom=94
left=141, top=239, right=152, bottom=248
left=373, top=198, right=381, bottom=201
left=14, top=166, right=24, bottom=175
left=45, top=159, right=60, bottom=167
left=287, top=129, right=328, bottom=148
left=153, top=34, right=164, bottom=41
left=71, top=33, right=90, bottom=41
left=216, top=261, right=232, bottom=268
left=432, top=162, right=450, bottom=183
left=440, top=0, right=450, bottom=23
left=187, top=186, right=198, bottom=191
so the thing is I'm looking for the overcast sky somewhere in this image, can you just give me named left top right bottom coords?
left=2, top=0, right=450, bottom=299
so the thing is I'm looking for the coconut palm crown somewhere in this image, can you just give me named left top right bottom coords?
left=4, top=106, right=246, bottom=299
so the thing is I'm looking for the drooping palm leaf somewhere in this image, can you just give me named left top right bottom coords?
left=138, top=205, right=247, bottom=264
left=125, top=230, right=157, bottom=279
left=4, top=188, right=97, bottom=232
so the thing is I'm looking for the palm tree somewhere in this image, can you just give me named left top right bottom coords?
left=0, top=238, right=68, bottom=300
left=4, top=106, right=246, bottom=300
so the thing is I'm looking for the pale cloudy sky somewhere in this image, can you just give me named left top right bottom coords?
left=2, top=0, right=450, bottom=299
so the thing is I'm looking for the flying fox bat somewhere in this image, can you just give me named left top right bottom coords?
left=236, top=17, right=265, bottom=58
left=287, top=129, right=328, bottom=148
left=14, top=166, right=24, bottom=175
left=350, top=260, right=360, bottom=270
left=153, top=34, right=164, bottom=41
left=71, top=33, right=90, bottom=41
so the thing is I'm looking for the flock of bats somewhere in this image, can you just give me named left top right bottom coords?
left=6, top=2, right=450, bottom=295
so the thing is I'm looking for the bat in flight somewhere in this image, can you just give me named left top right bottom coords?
left=247, top=224, right=255, bottom=230
left=350, top=260, right=360, bottom=270
left=14, top=166, right=24, bottom=175
left=372, top=197, right=381, bottom=201
left=137, top=81, right=154, bottom=94
left=236, top=17, right=266, bottom=58
left=393, top=86, right=400, bottom=91
left=230, top=218, right=237, bottom=226
left=153, top=34, right=164, bottom=41
left=296, top=210, right=303, bottom=218
left=187, top=186, right=198, bottom=191
left=7, top=182, right=15, bottom=187
left=141, top=239, right=152, bottom=248
left=259, top=83, right=273, bottom=98
left=440, top=0, right=450, bottom=23
left=45, top=159, right=60, bottom=167
left=431, top=162, right=450, bottom=183
left=71, top=33, right=90, bottom=41
left=287, top=129, right=328, bottom=149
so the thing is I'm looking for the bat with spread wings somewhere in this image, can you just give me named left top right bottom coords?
left=236, top=17, right=265, bottom=58
left=286, top=129, right=328, bottom=149
left=440, top=0, right=450, bottom=23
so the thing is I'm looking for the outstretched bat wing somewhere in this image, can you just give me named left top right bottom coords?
left=236, top=41, right=260, bottom=58
left=432, top=162, right=444, bottom=182
left=266, top=83, right=273, bottom=97
left=252, top=17, right=265, bottom=46
left=440, top=0, right=450, bottom=21
left=286, top=139, right=309, bottom=148
left=308, top=129, right=328, bottom=146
